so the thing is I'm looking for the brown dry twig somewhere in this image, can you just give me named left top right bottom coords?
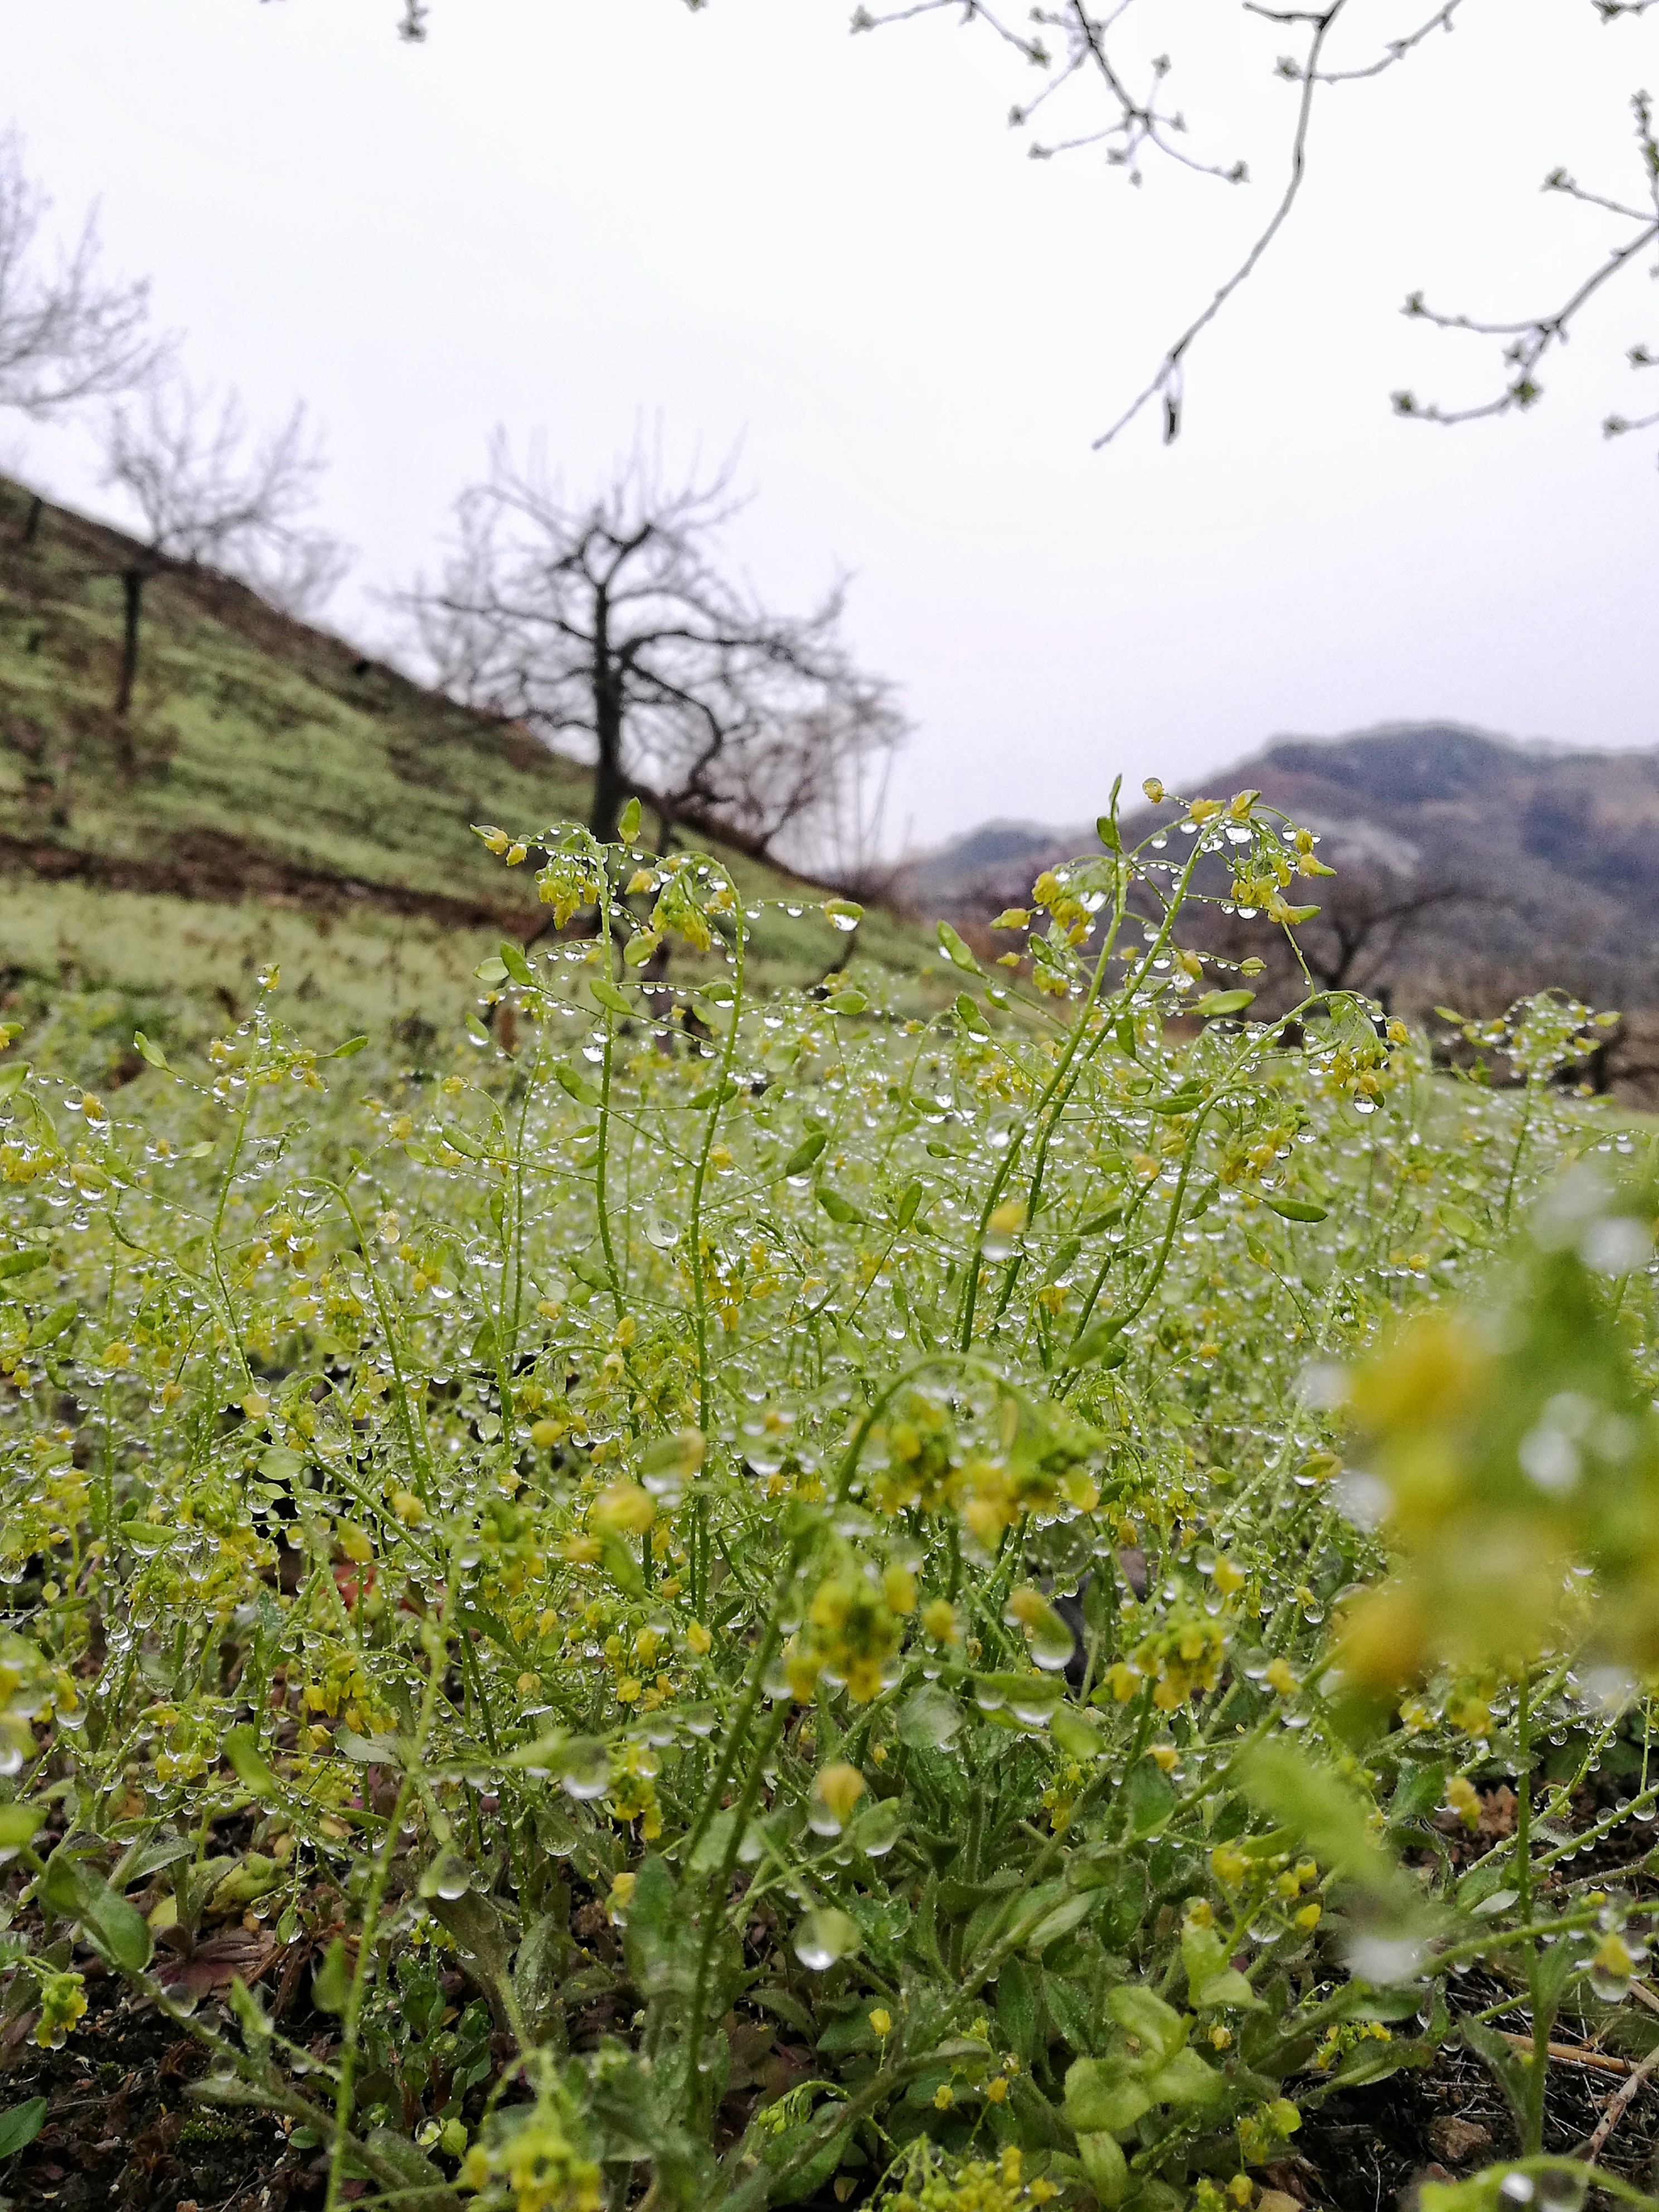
left=1498, top=2031, right=1636, bottom=2079
left=1584, top=2038, right=1659, bottom=2161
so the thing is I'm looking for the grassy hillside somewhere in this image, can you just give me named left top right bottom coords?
left=0, top=474, right=938, bottom=1058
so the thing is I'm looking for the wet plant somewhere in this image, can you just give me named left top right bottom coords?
left=2, top=783, right=1658, bottom=2211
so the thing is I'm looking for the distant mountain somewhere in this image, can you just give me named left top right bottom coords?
left=898, top=722, right=1659, bottom=1016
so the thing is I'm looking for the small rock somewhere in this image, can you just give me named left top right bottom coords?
left=1428, top=2116, right=1492, bottom=2164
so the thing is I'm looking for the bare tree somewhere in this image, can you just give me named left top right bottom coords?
left=0, top=128, right=158, bottom=421
left=99, top=379, right=349, bottom=767
left=1274, top=864, right=1483, bottom=1008
left=1191, top=856, right=1490, bottom=1016
left=412, top=440, right=906, bottom=865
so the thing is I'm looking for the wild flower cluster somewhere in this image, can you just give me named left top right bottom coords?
left=1, top=787, right=1657, bottom=2211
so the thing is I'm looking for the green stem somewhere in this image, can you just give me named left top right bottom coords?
left=681, top=1534, right=812, bottom=1874
left=682, top=1702, right=788, bottom=2126
left=324, top=1617, right=448, bottom=2212
left=687, top=900, right=746, bottom=1612
left=1501, top=1079, right=1537, bottom=1233
left=593, top=880, right=626, bottom=1319
left=331, top=1183, right=436, bottom=1503
left=1514, top=1665, right=1547, bottom=2157
left=955, top=847, right=1151, bottom=1352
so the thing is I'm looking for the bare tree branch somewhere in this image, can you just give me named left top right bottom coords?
left=1394, top=90, right=1659, bottom=442
left=1095, top=1, right=1351, bottom=447
left=1288, top=0, right=1467, bottom=85
left=357, top=0, right=1659, bottom=458
left=855, top=0, right=1658, bottom=453
left=0, top=128, right=161, bottom=418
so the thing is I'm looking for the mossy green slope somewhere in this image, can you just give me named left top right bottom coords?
left=0, top=476, right=935, bottom=1051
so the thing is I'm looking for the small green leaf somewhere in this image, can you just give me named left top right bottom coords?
left=1114, top=1014, right=1137, bottom=1060
left=1077, top=1205, right=1123, bottom=1238
left=996, top=1954, right=1038, bottom=2064
left=1096, top=812, right=1122, bottom=855
left=936, top=921, right=982, bottom=975
left=1239, top=1741, right=1394, bottom=1894
left=599, top=1529, right=645, bottom=1598
left=499, top=942, right=535, bottom=987
left=591, top=978, right=633, bottom=1016
left=955, top=993, right=989, bottom=1035
left=223, top=1725, right=284, bottom=1801
left=1149, top=1087, right=1204, bottom=1116
left=1182, top=1177, right=1219, bottom=1221
left=0, top=1063, right=30, bottom=1101
left=556, top=1064, right=603, bottom=1108
left=313, top=1936, right=350, bottom=2014
left=618, top=796, right=643, bottom=841
left=1024, top=1888, right=1098, bottom=1952
left=1051, top=1706, right=1106, bottom=1760
left=0, top=1803, right=45, bottom=1854
left=1182, top=1918, right=1260, bottom=2010
left=40, top=1851, right=152, bottom=1974
left=1059, top=1317, right=1127, bottom=1371
left=0, top=2098, right=48, bottom=2161
left=816, top=1185, right=863, bottom=1225
left=828, top=991, right=867, bottom=1016
left=133, top=1030, right=170, bottom=1070
left=1107, top=1984, right=1189, bottom=2064
left=1193, top=989, right=1255, bottom=1018
left=0, top=1250, right=48, bottom=1282
left=473, top=957, right=509, bottom=985
left=1143, top=2046, right=1225, bottom=2107
left=229, top=1976, right=273, bottom=2048
left=895, top=1181, right=923, bottom=1230
left=780, top=1131, right=829, bottom=1178
left=27, top=1303, right=78, bottom=1350
left=1122, top=1758, right=1175, bottom=1841
left=973, top=1671, right=1064, bottom=1711
left=1065, top=2056, right=1151, bottom=2137
left=327, top=1034, right=369, bottom=1059
left=1265, top=1196, right=1328, bottom=1224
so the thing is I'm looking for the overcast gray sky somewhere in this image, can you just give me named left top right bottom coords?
left=6, top=0, right=1655, bottom=851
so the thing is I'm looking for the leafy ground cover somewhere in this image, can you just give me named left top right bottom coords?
left=3, top=790, right=1659, bottom=2212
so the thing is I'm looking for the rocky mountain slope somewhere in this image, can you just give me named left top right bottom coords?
left=900, top=722, right=1659, bottom=1018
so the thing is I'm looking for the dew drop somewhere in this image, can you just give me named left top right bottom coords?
left=794, top=1907, right=860, bottom=1970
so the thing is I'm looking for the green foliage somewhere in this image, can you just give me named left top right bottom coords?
left=0, top=2097, right=47, bottom=2159
left=3, top=789, right=1659, bottom=2209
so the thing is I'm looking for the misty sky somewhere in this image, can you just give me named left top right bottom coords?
left=6, top=1, right=1656, bottom=852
